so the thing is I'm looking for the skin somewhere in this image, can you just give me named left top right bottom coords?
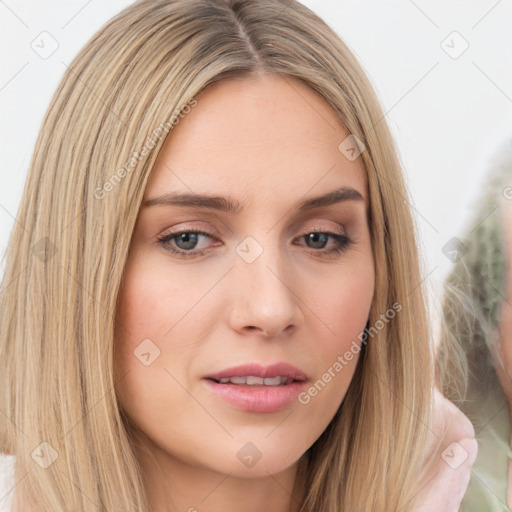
left=495, top=197, right=512, bottom=508
left=113, top=74, right=375, bottom=512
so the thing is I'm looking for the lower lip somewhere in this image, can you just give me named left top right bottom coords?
left=203, top=379, right=307, bottom=413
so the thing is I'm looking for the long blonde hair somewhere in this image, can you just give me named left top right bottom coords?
left=0, top=1, right=433, bottom=510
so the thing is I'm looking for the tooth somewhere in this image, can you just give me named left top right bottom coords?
left=263, top=376, right=282, bottom=386
left=229, top=376, right=247, bottom=384
left=218, top=376, right=291, bottom=385
left=246, top=376, right=264, bottom=385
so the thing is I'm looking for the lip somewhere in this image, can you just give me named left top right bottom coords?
left=204, top=362, right=307, bottom=382
left=202, top=362, right=308, bottom=413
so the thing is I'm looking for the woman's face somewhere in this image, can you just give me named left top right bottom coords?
left=114, top=74, right=375, bottom=479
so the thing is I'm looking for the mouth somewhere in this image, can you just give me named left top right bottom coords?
left=204, top=362, right=307, bottom=385
left=207, top=375, right=300, bottom=386
left=202, top=362, right=308, bottom=413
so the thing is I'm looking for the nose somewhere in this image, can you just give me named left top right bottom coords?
left=228, top=245, right=302, bottom=339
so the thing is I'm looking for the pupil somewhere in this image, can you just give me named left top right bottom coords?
left=177, top=233, right=198, bottom=250
left=307, top=232, right=327, bottom=249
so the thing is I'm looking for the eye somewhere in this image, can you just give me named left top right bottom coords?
left=296, top=231, right=353, bottom=258
left=156, top=230, right=216, bottom=257
left=156, top=228, right=353, bottom=259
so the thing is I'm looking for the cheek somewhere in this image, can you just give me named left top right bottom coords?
left=114, top=253, right=211, bottom=359
left=310, top=256, right=375, bottom=354
left=115, top=262, right=179, bottom=336
left=113, top=261, right=177, bottom=417
left=113, top=270, right=202, bottom=451
left=294, top=259, right=374, bottom=424
left=113, top=255, right=221, bottom=428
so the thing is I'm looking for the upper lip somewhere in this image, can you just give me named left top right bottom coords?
left=204, top=363, right=307, bottom=382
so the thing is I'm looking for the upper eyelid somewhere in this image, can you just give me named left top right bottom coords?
left=157, top=217, right=349, bottom=235
left=158, top=223, right=347, bottom=240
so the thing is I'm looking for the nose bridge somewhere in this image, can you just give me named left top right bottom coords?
left=236, top=234, right=291, bottom=301
left=230, top=233, right=300, bottom=336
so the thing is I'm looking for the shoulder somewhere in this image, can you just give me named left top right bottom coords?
left=0, top=454, right=16, bottom=512
left=410, top=388, right=478, bottom=512
left=431, top=386, right=475, bottom=441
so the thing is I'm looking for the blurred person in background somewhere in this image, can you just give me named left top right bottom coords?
left=438, top=137, right=512, bottom=511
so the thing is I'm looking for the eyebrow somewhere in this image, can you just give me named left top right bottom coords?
left=142, top=186, right=365, bottom=214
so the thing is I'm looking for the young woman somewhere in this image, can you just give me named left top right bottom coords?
left=438, top=137, right=512, bottom=511
left=0, top=1, right=476, bottom=511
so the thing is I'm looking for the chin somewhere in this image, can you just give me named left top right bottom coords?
left=219, top=456, right=302, bottom=479
left=202, top=438, right=308, bottom=478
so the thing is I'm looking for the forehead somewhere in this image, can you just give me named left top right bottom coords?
left=144, top=74, right=368, bottom=207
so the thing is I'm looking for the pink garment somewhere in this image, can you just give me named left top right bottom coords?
left=411, top=388, right=479, bottom=511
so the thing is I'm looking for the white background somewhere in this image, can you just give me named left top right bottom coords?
left=1, top=0, right=511, bottom=339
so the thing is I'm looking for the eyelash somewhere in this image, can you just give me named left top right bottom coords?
left=156, top=228, right=354, bottom=259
